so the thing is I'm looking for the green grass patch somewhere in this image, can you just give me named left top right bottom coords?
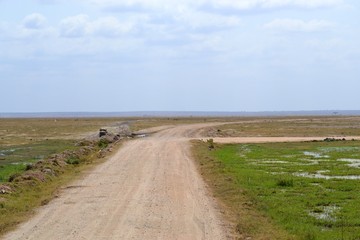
left=0, top=164, right=26, bottom=182
left=193, top=140, right=360, bottom=240
left=0, top=140, right=78, bottom=165
left=0, top=140, right=79, bottom=182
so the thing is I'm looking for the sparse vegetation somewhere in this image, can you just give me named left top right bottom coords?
left=192, top=140, right=360, bottom=239
left=98, top=138, right=110, bottom=149
left=207, top=138, right=214, bottom=149
left=204, top=116, right=360, bottom=137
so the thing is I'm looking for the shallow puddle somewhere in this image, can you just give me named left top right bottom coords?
left=309, top=205, right=339, bottom=222
left=294, top=170, right=360, bottom=180
left=0, top=149, right=17, bottom=155
left=259, top=160, right=288, bottom=164
left=338, top=158, right=360, bottom=168
left=319, top=146, right=360, bottom=153
left=303, top=151, right=329, bottom=158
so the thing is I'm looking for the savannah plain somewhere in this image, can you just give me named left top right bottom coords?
left=1, top=116, right=360, bottom=239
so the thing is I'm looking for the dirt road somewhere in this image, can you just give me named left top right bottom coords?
left=3, top=123, right=229, bottom=240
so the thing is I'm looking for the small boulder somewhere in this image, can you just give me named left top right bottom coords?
left=0, top=184, right=12, bottom=194
left=99, top=129, right=108, bottom=137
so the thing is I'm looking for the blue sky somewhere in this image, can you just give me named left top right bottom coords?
left=0, top=0, right=359, bottom=112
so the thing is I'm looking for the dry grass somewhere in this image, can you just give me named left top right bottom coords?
left=0, top=118, right=130, bottom=146
left=0, top=117, right=221, bottom=146
left=203, top=116, right=360, bottom=137
left=128, top=117, right=225, bottom=132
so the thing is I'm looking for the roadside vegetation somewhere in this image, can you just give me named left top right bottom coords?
left=193, top=140, right=360, bottom=239
left=0, top=118, right=131, bottom=235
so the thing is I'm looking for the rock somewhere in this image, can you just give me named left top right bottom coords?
left=113, top=134, right=121, bottom=141
left=0, top=184, right=12, bottom=194
left=99, top=129, right=108, bottom=137
left=42, top=168, right=55, bottom=176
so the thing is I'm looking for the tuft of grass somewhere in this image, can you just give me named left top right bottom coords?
left=207, top=138, right=215, bottom=149
left=276, top=178, right=294, bottom=187
left=66, top=157, right=80, bottom=165
left=98, top=138, right=110, bottom=149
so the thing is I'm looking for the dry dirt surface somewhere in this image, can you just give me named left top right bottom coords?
left=3, top=123, right=230, bottom=240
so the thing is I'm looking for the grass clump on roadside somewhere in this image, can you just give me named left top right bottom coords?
left=192, top=140, right=360, bottom=240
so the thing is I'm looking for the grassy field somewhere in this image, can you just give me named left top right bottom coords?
left=193, top=140, right=360, bottom=240
left=204, top=116, right=360, bottom=137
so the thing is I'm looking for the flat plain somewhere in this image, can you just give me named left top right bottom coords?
left=1, top=116, right=360, bottom=239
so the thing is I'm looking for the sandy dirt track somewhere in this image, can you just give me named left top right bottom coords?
left=3, top=123, right=230, bottom=240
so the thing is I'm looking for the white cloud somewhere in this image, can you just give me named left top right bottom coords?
left=89, top=0, right=343, bottom=11
left=91, top=17, right=133, bottom=37
left=264, top=19, right=334, bottom=32
left=59, top=14, right=142, bottom=38
left=59, top=14, right=89, bottom=37
left=173, top=7, right=241, bottom=29
left=22, top=13, right=47, bottom=29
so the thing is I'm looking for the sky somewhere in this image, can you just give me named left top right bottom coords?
left=0, top=0, right=359, bottom=112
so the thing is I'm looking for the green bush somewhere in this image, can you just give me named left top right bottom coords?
left=98, top=139, right=110, bottom=149
left=66, top=158, right=80, bottom=165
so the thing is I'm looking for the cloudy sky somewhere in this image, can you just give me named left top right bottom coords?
left=0, top=0, right=359, bottom=112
